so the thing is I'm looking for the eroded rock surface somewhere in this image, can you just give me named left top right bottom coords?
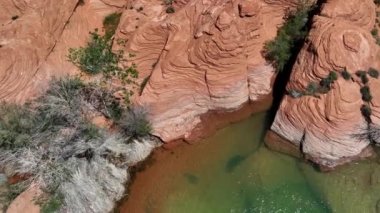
left=0, top=0, right=121, bottom=103
left=268, top=0, right=380, bottom=169
left=117, top=0, right=301, bottom=142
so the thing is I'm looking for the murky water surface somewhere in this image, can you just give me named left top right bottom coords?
left=120, top=112, right=380, bottom=213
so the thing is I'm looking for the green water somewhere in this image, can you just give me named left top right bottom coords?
left=124, top=112, right=380, bottom=213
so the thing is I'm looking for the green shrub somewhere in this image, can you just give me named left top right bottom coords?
left=360, top=86, right=373, bottom=102
left=328, top=71, right=338, bottom=81
left=306, top=82, right=319, bottom=95
left=40, top=193, right=64, bottom=213
left=368, top=67, right=379, bottom=79
left=118, top=107, right=152, bottom=138
left=11, top=15, right=19, bottom=20
left=361, top=75, right=369, bottom=84
left=68, top=31, right=117, bottom=74
left=319, top=78, right=332, bottom=90
left=264, top=5, right=310, bottom=72
left=341, top=69, right=351, bottom=80
left=375, top=0, right=380, bottom=6
left=361, top=104, right=372, bottom=122
left=166, top=6, right=175, bottom=13
left=356, top=70, right=369, bottom=84
left=103, top=13, right=122, bottom=39
left=0, top=105, right=36, bottom=150
left=356, top=70, right=367, bottom=77
left=371, top=28, right=379, bottom=36
left=80, top=123, right=101, bottom=140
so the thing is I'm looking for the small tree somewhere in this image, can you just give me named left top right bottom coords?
left=103, top=12, right=122, bottom=39
left=361, top=104, right=372, bottom=123
left=306, top=82, right=319, bottom=95
left=360, top=86, right=373, bottom=102
left=341, top=69, right=351, bottom=80
left=68, top=30, right=117, bottom=74
left=328, top=71, right=338, bottom=81
left=368, top=67, right=379, bottom=79
left=166, top=6, right=175, bottom=13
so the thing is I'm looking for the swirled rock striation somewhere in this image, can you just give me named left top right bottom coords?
left=268, top=0, right=380, bottom=170
left=117, top=0, right=301, bottom=142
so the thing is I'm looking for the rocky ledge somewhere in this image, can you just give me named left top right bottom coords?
left=267, top=0, right=380, bottom=170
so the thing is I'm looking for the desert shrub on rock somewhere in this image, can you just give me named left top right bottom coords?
left=103, top=12, right=122, bottom=39
left=341, top=69, right=351, bottom=80
left=368, top=67, right=379, bottom=79
left=68, top=30, right=118, bottom=74
left=0, top=77, right=157, bottom=212
left=118, top=106, right=152, bottom=138
left=264, top=3, right=311, bottom=72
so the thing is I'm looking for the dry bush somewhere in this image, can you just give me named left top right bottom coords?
left=0, top=77, right=157, bottom=212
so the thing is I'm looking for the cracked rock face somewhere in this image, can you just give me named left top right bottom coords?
left=0, top=0, right=300, bottom=145
left=268, top=0, right=380, bottom=170
left=117, top=0, right=300, bottom=142
left=0, top=0, right=120, bottom=103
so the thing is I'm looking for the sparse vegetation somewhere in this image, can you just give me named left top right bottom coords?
left=164, top=0, right=173, bottom=5
left=1, top=182, right=28, bottom=210
left=68, top=20, right=139, bottom=104
left=356, top=70, right=369, bottom=84
left=287, top=71, right=339, bottom=97
left=371, top=25, right=380, bottom=45
left=361, top=104, right=372, bottom=123
left=264, top=3, right=311, bottom=72
left=360, top=86, right=373, bottom=102
left=118, top=106, right=152, bottom=138
left=40, top=193, right=64, bottom=213
left=341, top=69, right=351, bottom=80
left=306, top=82, right=319, bottom=95
left=319, top=71, right=338, bottom=93
left=166, top=6, right=175, bottom=13
left=68, top=30, right=118, bottom=74
left=368, top=67, right=379, bottom=79
left=0, top=77, right=153, bottom=212
left=103, top=12, right=122, bottom=39
left=371, top=28, right=378, bottom=36
left=290, top=67, right=378, bottom=123
left=0, top=105, right=36, bottom=150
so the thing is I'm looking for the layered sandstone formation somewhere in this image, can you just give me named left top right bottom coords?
left=268, top=0, right=380, bottom=169
left=0, top=0, right=121, bottom=103
left=118, top=0, right=301, bottom=142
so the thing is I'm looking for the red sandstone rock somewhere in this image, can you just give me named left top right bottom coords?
left=0, top=0, right=302, bottom=143
left=115, top=0, right=302, bottom=142
left=268, top=0, right=380, bottom=169
left=0, top=0, right=121, bottom=103
left=6, top=185, right=41, bottom=213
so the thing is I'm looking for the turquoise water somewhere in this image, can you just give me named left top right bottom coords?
left=121, top=112, right=380, bottom=213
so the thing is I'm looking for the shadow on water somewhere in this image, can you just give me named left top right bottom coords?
left=183, top=173, right=199, bottom=184
left=225, top=154, right=248, bottom=173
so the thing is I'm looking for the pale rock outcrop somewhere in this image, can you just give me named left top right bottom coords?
left=268, top=0, right=380, bottom=169
left=116, top=0, right=301, bottom=142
